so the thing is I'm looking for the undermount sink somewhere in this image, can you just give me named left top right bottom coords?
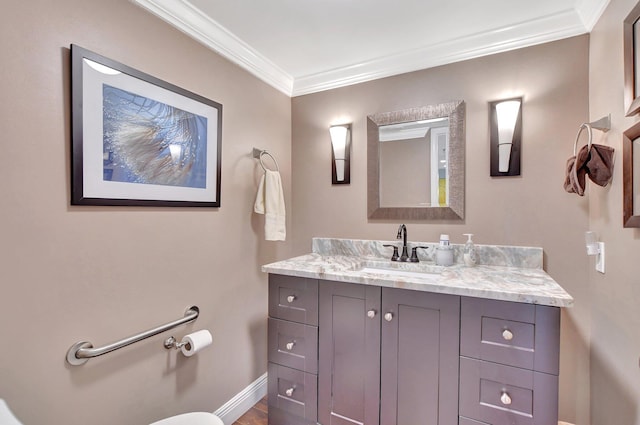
left=357, top=262, right=445, bottom=280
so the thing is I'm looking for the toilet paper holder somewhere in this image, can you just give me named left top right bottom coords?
left=163, top=336, right=188, bottom=350
left=164, top=329, right=213, bottom=357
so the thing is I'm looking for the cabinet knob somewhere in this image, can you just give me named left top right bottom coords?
left=500, top=391, right=512, bottom=405
left=286, top=295, right=296, bottom=303
left=285, top=387, right=295, bottom=397
left=502, top=329, right=514, bottom=341
left=286, top=342, right=295, bottom=351
left=367, top=310, right=377, bottom=319
left=384, top=312, right=394, bottom=322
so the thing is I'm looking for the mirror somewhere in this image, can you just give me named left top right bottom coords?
left=367, top=100, right=465, bottom=220
left=623, top=121, right=640, bottom=227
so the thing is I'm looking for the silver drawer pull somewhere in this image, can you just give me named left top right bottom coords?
left=384, top=312, right=394, bottom=322
left=285, top=387, right=295, bottom=397
left=286, top=342, right=295, bottom=351
left=502, top=329, right=514, bottom=341
left=286, top=295, right=296, bottom=303
left=500, top=391, right=512, bottom=405
left=367, top=310, right=377, bottom=319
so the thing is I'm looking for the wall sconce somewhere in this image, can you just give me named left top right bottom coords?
left=490, top=97, right=522, bottom=176
left=585, top=231, right=605, bottom=273
left=330, top=124, right=351, bottom=184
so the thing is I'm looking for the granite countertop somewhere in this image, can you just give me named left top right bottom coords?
left=261, top=238, right=574, bottom=308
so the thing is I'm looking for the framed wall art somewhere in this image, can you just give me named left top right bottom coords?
left=623, top=2, right=640, bottom=116
left=623, top=121, right=640, bottom=227
left=71, top=44, right=222, bottom=207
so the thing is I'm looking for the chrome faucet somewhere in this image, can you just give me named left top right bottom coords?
left=396, top=224, right=409, bottom=262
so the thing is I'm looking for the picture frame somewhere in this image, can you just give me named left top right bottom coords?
left=71, top=44, right=222, bottom=207
left=623, top=2, right=640, bottom=116
left=623, top=121, right=640, bottom=227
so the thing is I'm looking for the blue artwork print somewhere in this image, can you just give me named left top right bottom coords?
left=102, top=84, right=208, bottom=188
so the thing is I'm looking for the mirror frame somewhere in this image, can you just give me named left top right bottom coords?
left=623, top=120, right=640, bottom=227
left=367, top=100, right=465, bottom=220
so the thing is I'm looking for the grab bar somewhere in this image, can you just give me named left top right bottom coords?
left=66, top=305, right=199, bottom=366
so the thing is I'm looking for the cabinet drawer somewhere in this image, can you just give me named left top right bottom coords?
left=268, top=363, right=318, bottom=423
left=268, top=318, right=318, bottom=373
left=459, top=357, right=558, bottom=425
left=269, top=274, right=318, bottom=325
left=460, top=297, right=560, bottom=374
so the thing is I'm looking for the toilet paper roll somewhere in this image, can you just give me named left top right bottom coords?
left=180, top=329, right=213, bottom=357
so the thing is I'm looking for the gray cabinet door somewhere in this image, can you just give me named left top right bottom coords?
left=318, top=280, right=381, bottom=425
left=380, top=288, right=460, bottom=425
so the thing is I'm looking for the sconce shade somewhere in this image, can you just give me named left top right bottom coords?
left=496, top=100, right=520, bottom=172
left=490, top=97, right=522, bottom=176
left=330, top=124, right=351, bottom=184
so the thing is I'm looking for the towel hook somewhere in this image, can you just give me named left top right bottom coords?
left=252, top=148, right=279, bottom=172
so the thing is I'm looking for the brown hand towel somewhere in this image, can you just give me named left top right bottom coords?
left=563, top=155, right=577, bottom=194
left=564, top=144, right=615, bottom=195
left=568, top=144, right=590, bottom=196
left=586, top=144, right=615, bottom=187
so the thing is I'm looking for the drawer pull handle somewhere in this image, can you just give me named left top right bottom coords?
left=286, top=342, right=295, bottom=351
left=286, top=295, right=296, bottom=303
left=384, top=313, right=394, bottom=322
left=500, top=392, right=512, bottom=405
left=367, top=310, right=377, bottom=319
left=285, top=387, right=295, bottom=397
left=502, top=329, right=514, bottom=341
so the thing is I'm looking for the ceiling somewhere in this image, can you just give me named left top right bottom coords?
left=131, top=0, right=609, bottom=97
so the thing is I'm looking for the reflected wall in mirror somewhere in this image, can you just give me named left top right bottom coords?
left=367, top=100, right=465, bottom=220
left=378, top=117, right=449, bottom=207
left=623, top=121, right=640, bottom=227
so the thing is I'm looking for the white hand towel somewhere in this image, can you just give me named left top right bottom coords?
left=254, top=170, right=286, bottom=241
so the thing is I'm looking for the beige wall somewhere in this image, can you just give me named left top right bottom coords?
left=0, top=1, right=291, bottom=424
left=292, top=35, right=592, bottom=424
left=4, top=1, right=636, bottom=423
left=589, top=0, right=640, bottom=423
left=380, top=137, right=430, bottom=207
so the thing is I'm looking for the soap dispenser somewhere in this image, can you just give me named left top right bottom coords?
left=463, top=233, right=477, bottom=267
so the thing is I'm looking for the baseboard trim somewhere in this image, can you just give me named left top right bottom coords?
left=213, top=372, right=268, bottom=425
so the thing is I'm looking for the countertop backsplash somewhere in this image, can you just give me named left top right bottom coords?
left=311, top=237, right=543, bottom=269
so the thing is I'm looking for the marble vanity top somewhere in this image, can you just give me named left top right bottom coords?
left=262, top=238, right=574, bottom=307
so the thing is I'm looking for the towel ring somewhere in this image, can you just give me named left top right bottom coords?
left=255, top=150, right=279, bottom=172
left=573, top=123, right=593, bottom=156
left=573, top=114, right=611, bottom=156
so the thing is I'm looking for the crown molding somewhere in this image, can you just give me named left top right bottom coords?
left=292, top=9, right=588, bottom=96
left=575, top=0, right=611, bottom=30
left=132, top=0, right=608, bottom=97
left=131, top=0, right=294, bottom=96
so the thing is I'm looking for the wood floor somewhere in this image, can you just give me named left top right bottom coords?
left=232, top=397, right=268, bottom=425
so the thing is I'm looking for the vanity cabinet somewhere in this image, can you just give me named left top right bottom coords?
left=316, top=280, right=459, bottom=425
left=266, top=274, right=561, bottom=425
